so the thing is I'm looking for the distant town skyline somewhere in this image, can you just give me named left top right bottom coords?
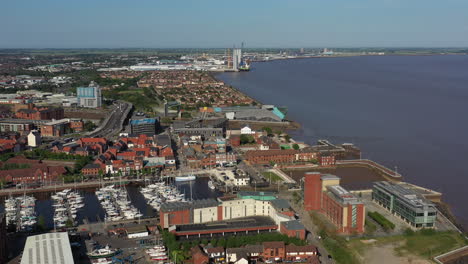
left=1, top=0, right=468, bottom=48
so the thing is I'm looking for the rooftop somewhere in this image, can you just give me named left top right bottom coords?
left=282, top=220, right=305, bottom=230
left=160, top=198, right=219, bottom=212
left=238, top=191, right=277, bottom=201
left=126, top=225, right=148, bottom=234
left=270, top=199, right=291, bottom=210
left=321, top=174, right=340, bottom=181
left=21, top=232, right=73, bottom=264
left=326, top=185, right=361, bottom=205
left=175, top=216, right=276, bottom=234
left=263, top=241, right=285, bottom=249
left=130, top=118, right=157, bottom=125
left=374, top=181, right=435, bottom=209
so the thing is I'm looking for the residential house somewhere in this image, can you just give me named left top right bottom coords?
left=262, top=241, right=285, bottom=261
left=191, top=245, right=209, bottom=264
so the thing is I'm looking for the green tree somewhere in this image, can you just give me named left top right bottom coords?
left=181, top=112, right=192, bottom=119
left=84, top=121, right=97, bottom=132
left=292, top=144, right=300, bottom=150
left=263, top=126, right=273, bottom=136
left=217, top=238, right=226, bottom=247
left=240, top=134, right=255, bottom=145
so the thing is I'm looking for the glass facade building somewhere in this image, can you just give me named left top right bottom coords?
left=372, top=181, right=437, bottom=228
left=77, top=82, right=102, bottom=108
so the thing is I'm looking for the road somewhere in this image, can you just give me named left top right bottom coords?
left=279, top=191, right=334, bottom=264
left=89, top=101, right=132, bottom=138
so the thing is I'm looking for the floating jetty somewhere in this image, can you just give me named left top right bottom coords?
left=4, top=194, right=37, bottom=231
left=140, top=181, right=186, bottom=211
left=96, top=185, right=142, bottom=222
left=51, top=189, right=84, bottom=228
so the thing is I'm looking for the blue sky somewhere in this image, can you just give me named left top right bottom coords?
left=1, top=0, right=468, bottom=48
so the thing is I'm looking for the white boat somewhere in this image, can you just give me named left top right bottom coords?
left=175, top=175, right=196, bottom=182
left=87, top=245, right=118, bottom=259
left=92, top=258, right=113, bottom=264
left=208, top=180, right=215, bottom=190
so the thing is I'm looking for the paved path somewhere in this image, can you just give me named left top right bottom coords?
left=278, top=191, right=334, bottom=264
left=0, top=178, right=142, bottom=196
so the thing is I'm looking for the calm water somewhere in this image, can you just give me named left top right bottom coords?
left=0, top=177, right=219, bottom=229
left=218, top=55, right=468, bottom=228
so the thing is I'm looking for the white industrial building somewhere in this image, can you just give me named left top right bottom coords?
left=126, top=225, right=149, bottom=239
left=21, top=232, right=74, bottom=264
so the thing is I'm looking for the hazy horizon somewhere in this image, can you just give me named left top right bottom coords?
left=2, top=0, right=468, bottom=49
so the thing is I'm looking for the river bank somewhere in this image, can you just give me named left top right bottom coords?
left=216, top=55, right=468, bottom=231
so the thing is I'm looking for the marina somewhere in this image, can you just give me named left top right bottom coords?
left=140, top=181, right=186, bottom=211
left=51, top=188, right=85, bottom=228
left=0, top=177, right=221, bottom=230
left=96, top=185, right=143, bottom=222
left=4, top=194, right=37, bottom=231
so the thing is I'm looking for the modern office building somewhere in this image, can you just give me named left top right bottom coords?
left=372, top=181, right=437, bottom=228
left=130, top=118, right=158, bottom=135
left=0, top=120, right=34, bottom=133
left=77, top=81, right=102, bottom=108
left=303, top=172, right=365, bottom=234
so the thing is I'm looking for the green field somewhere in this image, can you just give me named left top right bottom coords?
left=349, top=229, right=468, bottom=261
left=262, top=171, right=283, bottom=183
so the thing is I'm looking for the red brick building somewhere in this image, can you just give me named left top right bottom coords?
left=15, top=106, right=64, bottom=120
left=78, top=137, right=108, bottom=154
left=280, top=220, right=306, bottom=240
left=245, top=149, right=297, bottom=165
left=285, top=245, right=319, bottom=263
left=191, top=245, right=209, bottom=264
left=0, top=156, right=66, bottom=184
left=303, top=172, right=365, bottom=234
left=81, top=163, right=102, bottom=176
left=262, top=241, right=286, bottom=261
left=160, top=204, right=192, bottom=229
left=69, top=120, right=84, bottom=132
left=318, top=154, right=336, bottom=166
left=303, top=172, right=322, bottom=211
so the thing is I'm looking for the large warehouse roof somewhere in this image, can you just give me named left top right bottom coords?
left=21, top=232, right=74, bottom=264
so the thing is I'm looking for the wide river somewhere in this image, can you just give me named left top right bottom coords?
left=217, top=55, right=468, bottom=228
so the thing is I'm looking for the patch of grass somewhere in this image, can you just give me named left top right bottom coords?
left=118, top=89, right=143, bottom=94
left=397, top=230, right=467, bottom=258
left=368, top=211, right=395, bottom=231
left=350, top=230, right=468, bottom=261
left=365, top=219, right=377, bottom=235
left=323, top=238, right=360, bottom=264
left=309, top=212, right=360, bottom=264
left=262, top=171, right=283, bottom=183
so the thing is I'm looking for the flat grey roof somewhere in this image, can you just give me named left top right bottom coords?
left=326, top=185, right=361, bottom=205
left=282, top=220, right=305, bottom=230
left=321, top=174, right=340, bottom=180
left=21, top=232, right=74, bottom=264
left=175, top=216, right=275, bottom=233
left=270, top=199, right=291, bottom=210
left=160, top=198, right=219, bottom=212
left=373, top=181, right=435, bottom=209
